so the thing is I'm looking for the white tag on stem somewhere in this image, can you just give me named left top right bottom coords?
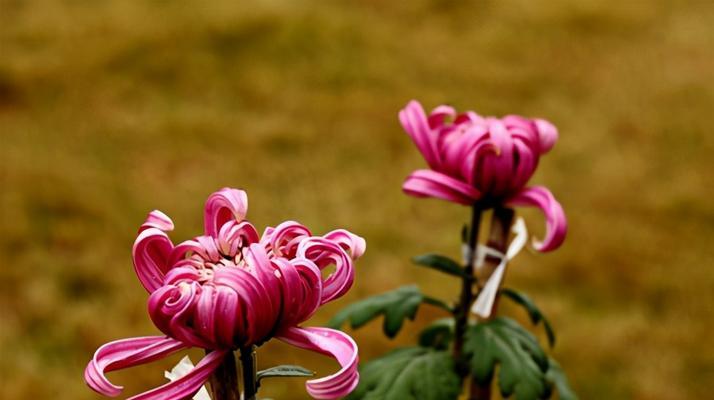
left=471, top=218, right=528, bottom=318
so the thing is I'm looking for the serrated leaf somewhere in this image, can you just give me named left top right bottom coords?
left=465, top=317, right=549, bottom=400
left=329, top=285, right=424, bottom=338
left=256, top=365, right=314, bottom=384
left=413, top=254, right=467, bottom=278
left=347, top=347, right=461, bottom=400
left=501, top=288, right=556, bottom=347
left=545, top=358, right=578, bottom=400
left=418, top=318, right=454, bottom=350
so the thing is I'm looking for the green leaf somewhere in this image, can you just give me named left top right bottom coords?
left=412, top=254, right=467, bottom=278
left=347, top=347, right=461, bottom=400
left=256, top=365, right=314, bottom=384
left=329, top=285, right=424, bottom=338
left=500, top=288, right=556, bottom=347
left=418, top=318, right=454, bottom=350
left=465, top=317, right=549, bottom=400
left=545, top=358, right=578, bottom=400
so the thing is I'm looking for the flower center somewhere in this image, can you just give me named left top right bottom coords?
left=187, top=237, right=255, bottom=283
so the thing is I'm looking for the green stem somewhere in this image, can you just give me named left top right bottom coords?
left=452, top=204, right=482, bottom=376
left=469, top=206, right=515, bottom=400
left=207, top=350, right=240, bottom=400
left=240, top=346, right=258, bottom=400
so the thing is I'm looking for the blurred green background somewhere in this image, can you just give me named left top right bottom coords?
left=2, top=1, right=713, bottom=399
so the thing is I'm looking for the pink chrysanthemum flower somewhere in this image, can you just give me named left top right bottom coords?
left=85, top=188, right=365, bottom=399
left=400, top=100, right=567, bottom=251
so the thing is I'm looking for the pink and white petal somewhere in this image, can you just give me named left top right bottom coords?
left=263, top=221, right=312, bottom=257
left=84, top=336, right=187, bottom=397
left=455, top=111, right=485, bottom=125
left=403, top=169, right=480, bottom=206
left=297, top=238, right=354, bottom=305
left=127, top=350, right=228, bottom=400
left=277, top=327, right=359, bottom=400
left=506, top=186, right=567, bottom=252
left=534, top=118, right=558, bottom=154
left=169, top=239, right=210, bottom=267
left=218, top=221, right=260, bottom=255
left=139, top=210, right=175, bottom=233
left=323, top=229, right=366, bottom=260
left=427, top=104, right=456, bottom=128
left=204, top=188, right=249, bottom=237
left=133, top=228, right=174, bottom=293
left=399, top=100, right=441, bottom=169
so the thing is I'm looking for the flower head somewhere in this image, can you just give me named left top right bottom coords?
left=400, top=100, right=566, bottom=251
left=85, top=188, right=365, bottom=399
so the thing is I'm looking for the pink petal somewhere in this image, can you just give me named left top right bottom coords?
left=127, top=350, right=228, bottom=400
left=169, top=239, right=210, bottom=266
left=133, top=228, right=174, bottom=293
left=506, top=186, right=567, bottom=252
left=84, top=336, right=186, bottom=397
left=263, top=221, right=312, bottom=258
left=534, top=118, right=558, bottom=154
left=399, top=100, right=441, bottom=169
left=277, top=327, right=359, bottom=400
left=204, top=188, right=249, bottom=238
left=139, top=210, right=175, bottom=232
left=149, top=282, right=213, bottom=348
left=322, top=229, right=366, bottom=260
left=509, top=139, right=538, bottom=192
left=402, top=169, right=480, bottom=205
left=427, top=104, right=455, bottom=128
left=272, top=258, right=322, bottom=326
left=218, top=220, right=260, bottom=255
left=480, top=118, right=515, bottom=196
left=297, top=238, right=355, bottom=305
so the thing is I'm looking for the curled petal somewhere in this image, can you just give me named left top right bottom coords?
left=139, top=210, right=175, bottom=232
left=264, top=221, right=312, bottom=258
left=506, top=186, right=567, bottom=252
left=277, top=327, right=359, bottom=400
left=204, top=188, right=249, bottom=237
left=169, top=239, right=210, bottom=266
left=133, top=228, right=174, bottom=293
left=84, top=336, right=186, bottom=397
left=323, top=229, right=366, bottom=260
left=218, top=221, right=260, bottom=255
left=274, top=258, right=323, bottom=325
left=298, top=238, right=354, bottom=304
left=403, top=169, right=480, bottom=205
left=427, top=104, right=455, bottom=128
left=399, top=100, right=441, bottom=169
left=534, top=118, right=558, bottom=154
left=127, top=350, right=228, bottom=400
left=148, top=282, right=212, bottom=348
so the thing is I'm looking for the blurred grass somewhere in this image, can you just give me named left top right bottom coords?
left=1, top=0, right=713, bottom=399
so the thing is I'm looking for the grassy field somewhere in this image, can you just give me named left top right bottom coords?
left=2, top=1, right=713, bottom=399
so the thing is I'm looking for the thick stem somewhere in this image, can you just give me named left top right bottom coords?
left=452, top=204, right=482, bottom=376
left=207, top=350, right=240, bottom=400
left=469, top=206, right=515, bottom=400
left=240, top=346, right=258, bottom=400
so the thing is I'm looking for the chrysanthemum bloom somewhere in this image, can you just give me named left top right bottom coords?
left=400, top=100, right=566, bottom=251
left=85, top=188, right=365, bottom=399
